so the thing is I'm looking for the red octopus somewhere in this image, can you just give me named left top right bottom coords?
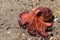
left=18, top=6, right=54, bottom=37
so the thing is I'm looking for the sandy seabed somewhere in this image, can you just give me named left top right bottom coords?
left=0, top=0, right=60, bottom=40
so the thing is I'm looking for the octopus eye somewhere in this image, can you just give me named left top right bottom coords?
left=37, top=11, right=42, bottom=17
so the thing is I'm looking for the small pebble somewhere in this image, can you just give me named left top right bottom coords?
left=15, top=0, right=19, bottom=2
left=54, top=18, right=58, bottom=22
left=6, top=27, right=11, bottom=30
left=28, top=39, right=31, bottom=40
left=7, top=31, right=11, bottom=34
left=22, top=33, right=25, bottom=36
left=41, top=37, right=48, bottom=40
left=50, top=33, right=53, bottom=37
left=10, top=9, right=13, bottom=11
left=57, top=21, right=60, bottom=23
left=0, top=23, right=4, bottom=25
left=50, top=0, right=54, bottom=1
left=50, top=37, right=56, bottom=40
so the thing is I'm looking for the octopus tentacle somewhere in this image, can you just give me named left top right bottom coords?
left=18, top=12, right=29, bottom=25
left=18, top=12, right=34, bottom=25
left=27, top=17, right=37, bottom=35
left=35, top=17, right=48, bottom=37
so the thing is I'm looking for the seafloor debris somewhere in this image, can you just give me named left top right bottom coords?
left=18, top=6, right=54, bottom=38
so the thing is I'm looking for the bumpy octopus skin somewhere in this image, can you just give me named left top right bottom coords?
left=18, top=6, right=54, bottom=37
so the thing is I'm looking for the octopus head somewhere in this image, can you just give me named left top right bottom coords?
left=33, top=6, right=53, bottom=21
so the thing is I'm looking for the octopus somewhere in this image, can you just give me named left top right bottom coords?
left=18, top=6, right=54, bottom=38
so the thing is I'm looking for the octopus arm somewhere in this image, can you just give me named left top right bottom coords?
left=27, top=18, right=37, bottom=35
left=35, top=18, right=48, bottom=37
left=38, top=18, right=53, bottom=28
left=18, top=12, right=34, bottom=25
left=42, top=22, right=53, bottom=28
